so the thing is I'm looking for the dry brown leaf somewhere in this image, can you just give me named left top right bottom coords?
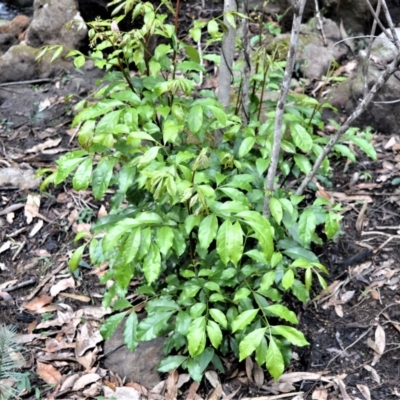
left=75, top=322, right=103, bottom=357
left=312, top=389, right=328, bottom=400
left=72, top=373, right=101, bottom=391
left=363, top=365, right=381, bottom=384
left=205, top=370, right=220, bottom=388
left=23, top=295, right=54, bottom=312
left=335, top=304, right=344, bottom=318
left=36, top=317, right=63, bottom=330
left=208, top=384, right=223, bottom=400
left=334, top=376, right=352, bottom=400
left=165, top=369, right=179, bottom=400
left=29, top=219, right=44, bottom=237
left=374, top=324, right=386, bottom=355
left=176, top=373, right=190, bottom=389
left=83, top=381, right=102, bottom=397
left=98, top=204, right=108, bottom=218
left=245, top=357, right=254, bottom=382
left=125, top=382, right=148, bottom=395
left=186, top=381, right=200, bottom=400
left=82, top=306, right=112, bottom=319
left=0, top=240, right=11, bottom=254
left=24, top=194, right=41, bottom=224
left=0, top=290, right=13, bottom=302
left=222, top=386, right=241, bottom=400
left=278, top=372, right=331, bottom=384
left=26, top=138, right=62, bottom=153
left=356, top=384, right=371, bottom=400
left=60, top=373, right=81, bottom=391
left=59, top=292, right=91, bottom=302
left=44, top=338, right=75, bottom=353
left=340, top=290, right=355, bottom=303
left=103, top=385, right=141, bottom=400
left=253, top=363, right=264, bottom=387
left=372, top=324, right=385, bottom=366
left=37, top=361, right=61, bottom=385
left=50, top=276, right=76, bottom=297
left=73, top=222, right=92, bottom=235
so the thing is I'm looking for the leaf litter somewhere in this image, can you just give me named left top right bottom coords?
left=2, top=10, right=400, bottom=400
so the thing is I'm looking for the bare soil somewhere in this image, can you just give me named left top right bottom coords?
left=1, top=3, right=400, bottom=399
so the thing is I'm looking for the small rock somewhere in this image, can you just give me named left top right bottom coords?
left=26, top=0, right=87, bottom=50
left=0, top=167, right=41, bottom=190
left=0, top=33, right=16, bottom=56
left=103, top=321, right=165, bottom=390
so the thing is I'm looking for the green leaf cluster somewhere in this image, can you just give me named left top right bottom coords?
left=0, top=325, right=31, bottom=400
left=39, top=0, right=375, bottom=384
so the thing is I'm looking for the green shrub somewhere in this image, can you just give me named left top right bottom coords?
left=39, top=0, right=375, bottom=382
left=0, top=325, right=31, bottom=399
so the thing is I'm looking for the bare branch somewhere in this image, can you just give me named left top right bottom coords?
left=263, top=0, right=307, bottom=217
left=296, top=0, right=400, bottom=195
left=363, top=0, right=381, bottom=99
left=216, top=0, right=237, bottom=145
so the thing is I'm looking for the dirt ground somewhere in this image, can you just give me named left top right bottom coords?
left=1, top=4, right=400, bottom=400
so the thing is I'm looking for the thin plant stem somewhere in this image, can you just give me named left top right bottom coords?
left=263, top=0, right=307, bottom=217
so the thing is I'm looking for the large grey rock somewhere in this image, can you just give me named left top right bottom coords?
left=0, top=44, right=70, bottom=83
left=330, top=27, right=400, bottom=133
left=267, top=17, right=350, bottom=79
left=0, top=33, right=16, bottom=56
left=278, top=0, right=378, bottom=35
left=25, top=0, right=87, bottom=50
left=103, top=321, right=165, bottom=390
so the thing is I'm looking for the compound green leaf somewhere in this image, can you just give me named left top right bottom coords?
left=68, top=244, right=86, bottom=272
left=269, top=197, right=283, bottom=225
left=282, top=269, right=294, bottom=290
left=265, top=336, right=284, bottom=380
left=293, top=154, right=312, bottom=175
left=238, top=136, right=256, bottom=158
left=239, top=328, right=267, bottom=361
left=298, top=209, right=316, bottom=246
left=72, top=157, right=92, bottom=190
left=271, top=325, right=309, bottom=347
left=188, top=104, right=203, bottom=134
left=100, top=311, right=127, bottom=340
left=216, top=219, right=231, bottom=265
left=92, top=158, right=115, bottom=200
left=207, top=320, right=223, bottom=349
left=255, top=336, right=268, bottom=366
left=146, top=297, right=180, bottom=312
left=187, top=316, right=207, bottom=357
left=143, top=243, right=161, bottom=284
left=163, top=118, right=181, bottom=144
left=73, top=99, right=124, bottom=126
left=121, top=227, right=141, bottom=264
left=103, top=220, right=138, bottom=252
left=209, top=308, right=227, bottom=329
left=233, top=287, right=251, bottom=302
left=187, top=359, right=203, bottom=382
left=325, top=211, right=340, bottom=239
left=158, top=355, right=187, bottom=373
left=55, top=150, right=89, bottom=184
left=260, top=271, right=275, bottom=291
left=231, top=309, right=259, bottom=333
left=123, top=312, right=139, bottom=351
left=156, top=226, right=174, bottom=256
left=265, top=305, right=298, bottom=324
left=291, top=123, right=313, bottom=152
left=230, top=221, right=244, bottom=266
left=198, top=214, right=218, bottom=250
left=137, top=311, right=174, bottom=341
left=351, top=136, right=377, bottom=160
left=95, top=109, right=122, bottom=134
